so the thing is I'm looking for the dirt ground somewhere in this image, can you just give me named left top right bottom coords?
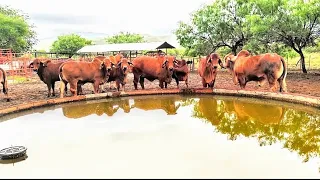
left=1, top=70, right=320, bottom=110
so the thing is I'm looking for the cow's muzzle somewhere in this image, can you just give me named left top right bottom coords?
left=107, top=68, right=112, bottom=72
left=169, top=67, right=174, bottom=71
left=123, top=66, right=127, bottom=72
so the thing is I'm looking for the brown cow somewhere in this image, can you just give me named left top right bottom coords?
left=0, top=68, right=8, bottom=100
left=223, top=50, right=287, bottom=92
left=172, top=59, right=192, bottom=88
left=59, top=56, right=112, bottom=98
left=29, top=58, right=69, bottom=97
left=132, top=55, right=177, bottom=89
left=106, top=58, right=134, bottom=92
left=198, top=53, right=224, bottom=88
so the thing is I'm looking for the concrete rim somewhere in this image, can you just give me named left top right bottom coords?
left=1, top=88, right=320, bottom=117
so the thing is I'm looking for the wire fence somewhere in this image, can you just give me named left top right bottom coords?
left=1, top=49, right=319, bottom=84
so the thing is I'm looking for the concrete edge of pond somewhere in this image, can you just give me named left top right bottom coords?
left=1, top=88, right=320, bottom=117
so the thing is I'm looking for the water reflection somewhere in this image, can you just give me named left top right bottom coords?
left=1, top=95, right=320, bottom=177
left=49, top=95, right=320, bottom=164
left=190, top=97, right=320, bottom=163
left=132, top=96, right=182, bottom=115
left=62, top=96, right=186, bottom=118
left=62, top=99, right=133, bottom=118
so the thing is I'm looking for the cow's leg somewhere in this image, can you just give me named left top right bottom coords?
left=185, top=76, right=188, bottom=88
left=69, top=81, right=78, bottom=96
left=77, top=83, right=83, bottom=95
left=238, top=77, right=246, bottom=89
left=278, top=78, right=287, bottom=93
left=159, top=80, right=164, bottom=89
left=51, top=82, right=55, bottom=96
left=175, top=77, right=179, bottom=88
left=165, top=82, right=168, bottom=89
left=116, top=80, right=121, bottom=91
left=133, top=74, right=140, bottom=90
left=267, top=73, right=277, bottom=92
left=139, top=77, right=145, bottom=89
left=121, top=83, right=126, bottom=92
left=93, top=81, right=100, bottom=94
left=209, top=80, right=215, bottom=89
left=46, top=83, right=51, bottom=97
left=201, top=78, right=207, bottom=88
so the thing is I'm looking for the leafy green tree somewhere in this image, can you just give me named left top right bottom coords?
left=0, top=5, right=37, bottom=52
left=248, top=0, right=320, bottom=73
left=105, top=32, right=145, bottom=44
left=50, top=34, right=92, bottom=58
left=175, top=0, right=251, bottom=55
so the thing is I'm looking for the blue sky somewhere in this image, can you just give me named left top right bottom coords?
left=2, top=0, right=213, bottom=50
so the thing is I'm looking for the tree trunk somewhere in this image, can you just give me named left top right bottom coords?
left=231, top=46, right=237, bottom=55
left=298, top=51, right=307, bottom=73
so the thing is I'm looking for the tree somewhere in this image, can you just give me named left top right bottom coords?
left=105, top=32, right=145, bottom=44
left=0, top=5, right=37, bottom=52
left=175, top=0, right=252, bottom=55
left=248, top=0, right=320, bottom=73
left=50, top=34, right=92, bottom=58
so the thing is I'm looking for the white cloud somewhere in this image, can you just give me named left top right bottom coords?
left=1, top=0, right=213, bottom=50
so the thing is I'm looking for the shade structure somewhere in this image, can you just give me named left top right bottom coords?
left=77, top=41, right=176, bottom=54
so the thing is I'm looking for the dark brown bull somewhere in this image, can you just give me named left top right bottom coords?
left=223, top=50, right=287, bottom=92
left=172, top=59, right=192, bottom=88
left=106, top=58, right=134, bottom=91
left=0, top=68, right=8, bottom=100
left=198, top=53, right=224, bottom=88
left=132, top=55, right=177, bottom=89
left=29, top=58, right=68, bottom=97
left=59, top=56, right=112, bottom=98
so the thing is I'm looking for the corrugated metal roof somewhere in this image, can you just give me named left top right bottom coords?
left=77, top=42, right=175, bottom=53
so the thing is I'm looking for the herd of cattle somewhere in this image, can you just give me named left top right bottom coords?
left=0, top=49, right=288, bottom=100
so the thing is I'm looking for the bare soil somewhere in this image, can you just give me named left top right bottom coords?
left=1, top=70, right=320, bottom=110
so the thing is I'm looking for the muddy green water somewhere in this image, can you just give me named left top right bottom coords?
left=0, top=94, right=320, bottom=178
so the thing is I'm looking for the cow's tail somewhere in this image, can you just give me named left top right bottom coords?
left=1, top=68, right=8, bottom=95
left=279, top=56, right=287, bottom=92
left=59, top=64, right=66, bottom=98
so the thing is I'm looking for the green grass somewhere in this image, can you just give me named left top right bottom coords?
left=7, top=76, right=30, bottom=84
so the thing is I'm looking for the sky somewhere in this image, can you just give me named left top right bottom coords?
left=1, top=0, right=213, bottom=50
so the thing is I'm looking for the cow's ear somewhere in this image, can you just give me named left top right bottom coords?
left=100, top=61, right=105, bottom=69
left=28, top=62, right=33, bottom=68
left=43, top=62, right=48, bottom=67
left=162, top=59, right=168, bottom=68
left=128, top=62, right=134, bottom=67
left=218, top=59, right=224, bottom=69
